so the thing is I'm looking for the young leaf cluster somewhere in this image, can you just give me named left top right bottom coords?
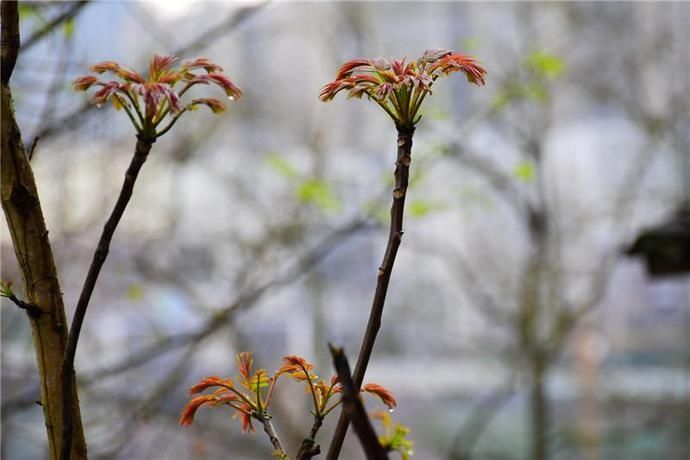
left=73, top=54, right=241, bottom=139
left=320, top=48, right=486, bottom=127
left=180, top=352, right=398, bottom=457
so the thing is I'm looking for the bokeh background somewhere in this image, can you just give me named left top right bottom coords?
left=1, top=1, right=689, bottom=459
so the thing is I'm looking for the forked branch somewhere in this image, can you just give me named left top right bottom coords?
left=329, top=344, right=389, bottom=460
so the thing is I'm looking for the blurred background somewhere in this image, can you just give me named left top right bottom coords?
left=1, top=1, right=689, bottom=459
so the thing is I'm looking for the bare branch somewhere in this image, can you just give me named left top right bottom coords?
left=3, top=293, right=42, bottom=317
left=328, top=344, right=388, bottom=460
left=328, top=126, right=415, bottom=458
left=174, top=2, right=270, bottom=57
left=61, top=136, right=155, bottom=460
left=20, top=2, right=90, bottom=53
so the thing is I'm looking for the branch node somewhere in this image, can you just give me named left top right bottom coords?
left=10, top=183, right=38, bottom=211
left=6, top=294, right=43, bottom=317
left=328, top=343, right=389, bottom=460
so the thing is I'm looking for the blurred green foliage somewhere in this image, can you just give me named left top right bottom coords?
left=460, top=37, right=480, bottom=52
left=296, top=179, right=341, bottom=212
left=63, top=18, right=75, bottom=39
left=265, top=152, right=299, bottom=179
left=18, top=3, right=43, bottom=22
left=526, top=50, right=565, bottom=79
left=266, top=153, right=341, bottom=213
left=409, top=200, right=446, bottom=218
left=492, top=50, right=565, bottom=110
left=126, top=283, right=144, bottom=302
left=514, top=160, right=536, bottom=182
left=417, top=106, right=450, bottom=121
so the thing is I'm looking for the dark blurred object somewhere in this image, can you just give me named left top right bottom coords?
left=626, top=205, right=690, bottom=276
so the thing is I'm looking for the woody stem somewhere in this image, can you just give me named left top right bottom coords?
left=260, top=415, right=287, bottom=457
left=60, top=135, right=155, bottom=460
left=296, top=414, right=324, bottom=460
left=326, top=125, right=415, bottom=459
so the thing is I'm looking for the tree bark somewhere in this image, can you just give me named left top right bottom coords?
left=1, top=3, right=87, bottom=459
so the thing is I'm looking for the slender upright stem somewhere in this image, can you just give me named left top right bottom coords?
left=327, top=125, right=415, bottom=459
left=260, top=415, right=288, bottom=457
left=60, top=136, right=155, bottom=460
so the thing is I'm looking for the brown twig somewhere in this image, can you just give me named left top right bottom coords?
left=296, top=414, right=324, bottom=459
left=327, top=125, right=414, bottom=459
left=60, top=135, right=155, bottom=460
left=259, top=414, right=288, bottom=457
left=328, top=344, right=388, bottom=460
left=5, top=293, right=43, bottom=317
left=28, top=136, right=40, bottom=161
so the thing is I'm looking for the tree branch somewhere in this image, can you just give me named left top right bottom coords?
left=260, top=414, right=288, bottom=458
left=2, top=3, right=88, bottom=459
left=173, top=2, right=269, bottom=57
left=4, top=293, right=43, bottom=317
left=296, top=414, right=324, bottom=460
left=60, top=135, right=155, bottom=460
left=20, top=2, right=90, bottom=53
left=327, top=125, right=415, bottom=459
left=328, top=344, right=388, bottom=460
